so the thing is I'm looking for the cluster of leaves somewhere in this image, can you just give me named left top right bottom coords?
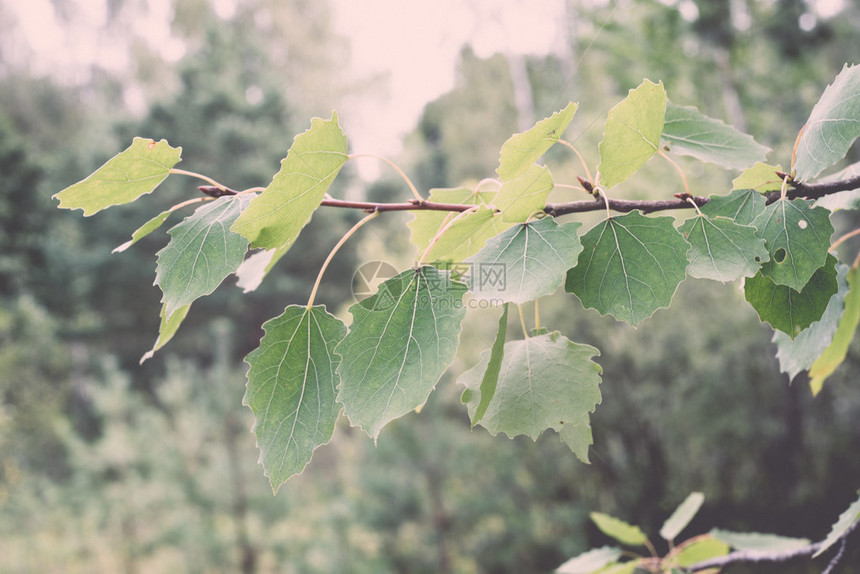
left=54, top=65, right=860, bottom=499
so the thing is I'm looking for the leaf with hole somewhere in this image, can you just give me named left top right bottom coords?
left=54, top=137, right=181, bottom=216
left=336, top=267, right=467, bottom=438
left=459, top=331, right=601, bottom=462
left=244, top=305, right=346, bottom=491
left=497, top=102, right=577, bottom=180
left=494, top=164, right=555, bottom=222
left=466, top=218, right=583, bottom=303
left=565, top=211, right=690, bottom=326
left=679, top=214, right=768, bottom=282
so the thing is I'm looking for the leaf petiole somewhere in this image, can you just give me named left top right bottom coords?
left=169, top=168, right=230, bottom=193
left=658, top=149, right=690, bottom=197
left=517, top=304, right=529, bottom=338
left=554, top=138, right=594, bottom=183
left=349, top=153, right=424, bottom=202
left=418, top=206, right=479, bottom=265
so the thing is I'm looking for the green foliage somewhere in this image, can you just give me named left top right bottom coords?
left=494, top=164, right=555, bottom=222
left=659, top=491, right=704, bottom=542
left=678, top=214, right=768, bottom=282
left=813, top=491, right=860, bottom=557
left=711, top=529, right=811, bottom=551
left=809, top=266, right=860, bottom=394
left=497, top=101, right=577, bottom=180
left=589, top=512, right=648, bottom=547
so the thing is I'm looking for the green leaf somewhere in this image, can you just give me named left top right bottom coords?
left=244, top=305, right=346, bottom=492
left=773, top=264, right=850, bottom=380
left=461, top=304, right=509, bottom=427
left=54, top=137, right=181, bottom=216
left=113, top=209, right=174, bottom=253
left=813, top=491, right=860, bottom=558
left=809, top=266, right=860, bottom=395
left=234, top=245, right=289, bottom=293
left=752, top=198, right=834, bottom=291
left=494, top=164, right=555, bottom=222
left=155, top=194, right=252, bottom=317
left=744, top=254, right=838, bottom=337
left=466, top=218, right=583, bottom=303
left=661, top=101, right=770, bottom=170
left=660, top=492, right=705, bottom=541
left=565, top=211, right=690, bottom=326
left=231, top=112, right=348, bottom=249
left=422, top=206, right=514, bottom=263
left=671, top=537, right=730, bottom=567
left=678, top=215, right=768, bottom=282
left=795, top=64, right=860, bottom=181
left=701, top=188, right=766, bottom=226
left=139, top=303, right=190, bottom=364
left=555, top=546, right=621, bottom=574
left=498, top=102, right=577, bottom=180
left=711, top=529, right=811, bottom=552
left=732, top=162, right=784, bottom=193
left=336, top=267, right=467, bottom=438
left=590, top=512, right=648, bottom=547
left=408, top=186, right=496, bottom=255
left=460, top=332, right=602, bottom=462
left=597, top=80, right=667, bottom=188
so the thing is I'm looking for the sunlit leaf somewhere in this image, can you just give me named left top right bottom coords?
left=498, top=101, right=577, bottom=180
left=732, top=162, right=784, bottom=193
left=494, top=164, right=555, bottom=222
left=678, top=214, right=768, bottom=282
left=54, top=137, right=181, bottom=216
left=660, top=492, right=705, bottom=541
left=139, top=303, right=190, bottom=364
left=461, top=304, right=509, bottom=427
left=671, top=537, right=730, bottom=567
left=408, top=186, right=497, bottom=255
left=422, top=206, right=514, bottom=263
left=661, top=101, right=770, bottom=169
left=244, top=305, right=346, bottom=491
left=336, top=267, right=467, bottom=438
left=701, top=188, right=766, bottom=226
left=814, top=160, right=860, bottom=211
left=813, top=491, right=860, bottom=558
left=466, top=218, right=583, bottom=303
left=598, top=80, right=667, bottom=188
left=555, top=546, right=621, bottom=574
left=231, top=112, right=348, bottom=249
left=711, top=530, right=810, bottom=552
left=565, top=211, right=689, bottom=326
left=590, top=512, right=648, bottom=547
left=809, top=266, right=860, bottom=395
left=234, top=245, right=289, bottom=293
left=794, top=64, right=860, bottom=181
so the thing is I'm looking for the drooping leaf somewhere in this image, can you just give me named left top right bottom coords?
left=809, top=266, right=860, bottom=395
left=701, top=188, right=766, bottom=226
left=336, top=267, right=467, bottom=438
left=139, top=303, right=190, bottom=364
left=794, top=64, right=860, bottom=181
left=711, top=530, right=811, bottom=552
left=408, top=186, right=497, bottom=255
left=494, top=164, right=555, bottom=222
left=155, top=194, right=253, bottom=317
left=732, top=162, right=784, bottom=193
left=752, top=198, right=834, bottom=291
left=234, top=245, right=289, bottom=293
left=54, top=137, right=181, bottom=216
left=498, top=102, right=578, bottom=180
left=461, top=304, right=509, bottom=427
left=678, top=214, right=768, bottom=282
left=671, top=537, right=730, bottom=568
left=565, top=211, right=690, bottom=326
left=661, top=101, right=770, bottom=170
left=466, top=218, right=583, bottom=303
left=773, top=265, right=850, bottom=380
left=460, top=332, right=602, bottom=462
left=744, top=254, right=838, bottom=337
left=231, top=112, right=348, bottom=249
left=244, top=305, right=346, bottom=492
left=660, top=492, right=705, bottom=541
left=113, top=209, right=174, bottom=253
left=422, top=206, right=514, bottom=263
left=597, top=80, right=667, bottom=188
left=590, top=512, right=648, bottom=547
left=813, top=491, right=860, bottom=558
left=555, top=546, right=622, bottom=574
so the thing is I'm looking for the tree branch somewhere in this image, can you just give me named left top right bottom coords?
left=197, top=174, right=860, bottom=216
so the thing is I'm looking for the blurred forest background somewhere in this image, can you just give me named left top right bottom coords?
left=1, top=0, right=860, bottom=572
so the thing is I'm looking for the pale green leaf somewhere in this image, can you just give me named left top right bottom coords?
left=466, top=218, right=583, bottom=303
left=598, top=80, right=667, bottom=188
left=660, top=492, right=705, bottom=541
left=494, top=164, right=555, bottom=222
left=744, top=254, right=838, bottom=337
left=555, top=546, right=621, bottom=574
left=752, top=198, right=834, bottom=291
left=423, top=206, right=514, bottom=263
left=565, top=211, right=690, bottom=326
left=155, top=194, right=252, bottom=317
left=54, top=137, right=181, bottom=216
left=139, top=303, right=190, bottom=364
left=498, top=102, right=577, bottom=180
left=231, top=112, right=348, bottom=249
left=113, top=209, right=174, bottom=253
left=336, top=267, right=467, bottom=438
left=460, top=304, right=508, bottom=427
left=661, top=101, right=770, bottom=169
left=408, top=186, right=497, bottom=255
left=814, top=160, right=860, bottom=210
left=795, top=64, right=860, bottom=181
left=244, top=305, right=346, bottom=492
left=701, top=188, right=766, bottom=226
left=813, top=491, right=860, bottom=558
left=460, top=332, right=601, bottom=462
left=235, top=245, right=289, bottom=293
left=773, top=265, right=850, bottom=380
left=671, top=537, right=730, bottom=567
left=590, top=512, right=648, bottom=547
left=809, top=266, right=860, bottom=394
left=732, top=162, right=784, bottom=193
left=678, top=215, right=768, bottom=282
left=711, top=529, right=811, bottom=552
